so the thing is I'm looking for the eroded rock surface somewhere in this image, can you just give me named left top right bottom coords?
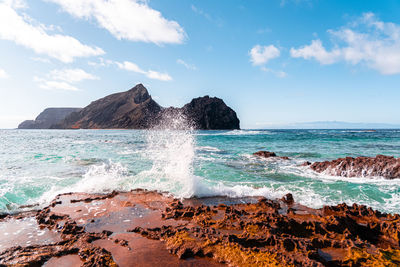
left=310, top=155, right=400, bottom=179
left=1, top=190, right=400, bottom=266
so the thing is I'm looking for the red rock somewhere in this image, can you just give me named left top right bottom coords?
left=2, top=190, right=400, bottom=266
left=310, top=155, right=400, bottom=179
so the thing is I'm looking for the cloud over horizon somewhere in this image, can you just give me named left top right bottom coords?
left=291, top=13, right=400, bottom=75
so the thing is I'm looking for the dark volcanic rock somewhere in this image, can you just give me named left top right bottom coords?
left=53, top=84, right=240, bottom=130
left=54, top=84, right=162, bottom=129
left=181, top=96, right=240, bottom=130
left=310, top=155, right=400, bottom=179
left=253, top=151, right=290, bottom=160
left=18, top=108, right=81, bottom=129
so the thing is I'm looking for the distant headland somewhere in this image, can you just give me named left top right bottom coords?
left=18, top=84, right=240, bottom=130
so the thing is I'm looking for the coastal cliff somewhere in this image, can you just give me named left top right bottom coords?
left=54, top=84, right=162, bottom=129
left=22, top=84, right=240, bottom=130
left=18, top=108, right=81, bottom=129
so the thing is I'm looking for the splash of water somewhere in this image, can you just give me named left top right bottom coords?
left=132, top=110, right=206, bottom=197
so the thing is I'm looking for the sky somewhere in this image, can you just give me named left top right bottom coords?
left=1, top=0, right=400, bottom=129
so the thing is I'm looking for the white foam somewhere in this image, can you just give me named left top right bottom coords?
left=38, top=160, right=128, bottom=204
left=196, top=146, right=222, bottom=152
left=285, top=164, right=400, bottom=186
left=196, top=130, right=269, bottom=136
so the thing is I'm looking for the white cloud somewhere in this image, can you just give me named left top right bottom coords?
left=115, top=60, right=172, bottom=81
left=34, top=68, right=98, bottom=91
left=261, top=67, right=288, bottom=78
left=31, top=57, right=51, bottom=63
left=0, top=68, right=8, bottom=79
left=290, top=13, right=400, bottom=75
left=3, top=0, right=27, bottom=9
left=116, top=61, right=145, bottom=74
left=249, top=45, right=280, bottom=66
left=49, top=68, right=99, bottom=83
left=88, top=57, right=113, bottom=67
left=290, top=39, right=341, bottom=65
left=0, top=2, right=104, bottom=63
left=146, top=70, right=172, bottom=81
left=177, top=59, right=196, bottom=70
left=47, top=0, right=186, bottom=45
left=34, top=76, right=79, bottom=91
left=249, top=44, right=285, bottom=77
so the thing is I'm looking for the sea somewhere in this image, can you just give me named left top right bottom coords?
left=1, top=128, right=400, bottom=214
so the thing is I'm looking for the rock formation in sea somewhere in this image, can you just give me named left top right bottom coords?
left=181, top=96, right=240, bottom=130
left=50, top=83, right=240, bottom=130
left=1, top=190, right=400, bottom=266
left=18, top=108, right=81, bottom=129
left=310, top=155, right=400, bottom=179
left=253, top=150, right=290, bottom=160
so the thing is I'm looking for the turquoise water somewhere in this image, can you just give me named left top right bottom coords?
left=1, top=129, right=400, bottom=214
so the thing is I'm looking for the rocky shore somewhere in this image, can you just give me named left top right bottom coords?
left=309, top=155, right=400, bottom=179
left=1, top=190, right=400, bottom=266
left=254, top=150, right=400, bottom=179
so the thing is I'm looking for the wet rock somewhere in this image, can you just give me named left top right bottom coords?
left=310, top=155, right=400, bottom=179
left=2, top=190, right=400, bottom=266
left=253, top=151, right=290, bottom=160
left=281, top=193, right=294, bottom=205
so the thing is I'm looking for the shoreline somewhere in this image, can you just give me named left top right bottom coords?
left=1, top=189, right=400, bottom=266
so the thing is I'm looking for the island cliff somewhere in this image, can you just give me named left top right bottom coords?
left=18, top=108, right=82, bottom=129
left=20, top=84, right=240, bottom=130
left=54, top=84, right=162, bottom=129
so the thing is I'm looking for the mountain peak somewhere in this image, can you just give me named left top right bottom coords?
left=127, top=83, right=151, bottom=104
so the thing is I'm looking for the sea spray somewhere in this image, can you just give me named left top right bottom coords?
left=132, top=110, right=206, bottom=197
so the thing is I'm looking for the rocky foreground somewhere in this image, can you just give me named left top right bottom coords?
left=1, top=190, right=400, bottom=266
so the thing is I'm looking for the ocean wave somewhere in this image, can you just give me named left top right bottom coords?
left=38, top=161, right=128, bottom=205
left=340, top=130, right=377, bottom=133
left=196, top=130, right=270, bottom=136
left=196, top=146, right=222, bottom=152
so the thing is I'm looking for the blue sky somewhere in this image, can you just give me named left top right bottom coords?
left=1, top=0, right=400, bottom=128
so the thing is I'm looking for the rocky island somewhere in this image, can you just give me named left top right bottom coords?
left=18, top=84, right=240, bottom=130
left=18, top=108, right=82, bottom=129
